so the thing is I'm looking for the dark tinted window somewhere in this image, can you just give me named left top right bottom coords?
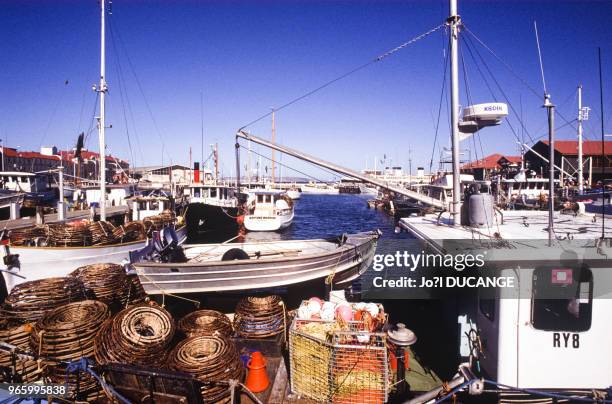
left=531, top=267, right=592, bottom=332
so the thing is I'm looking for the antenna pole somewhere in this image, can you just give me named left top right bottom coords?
left=98, top=0, right=107, bottom=221
left=200, top=91, right=204, bottom=182
left=545, top=96, right=555, bottom=246
left=598, top=47, right=605, bottom=238
left=578, top=85, right=584, bottom=193
left=448, top=0, right=461, bottom=226
left=271, top=109, right=276, bottom=184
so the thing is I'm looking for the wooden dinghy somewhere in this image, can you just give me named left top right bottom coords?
left=131, top=230, right=380, bottom=294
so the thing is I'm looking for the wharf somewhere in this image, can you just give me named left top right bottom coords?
left=0, top=205, right=129, bottom=231
left=243, top=349, right=441, bottom=403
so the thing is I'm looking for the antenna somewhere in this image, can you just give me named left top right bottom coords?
left=534, top=21, right=548, bottom=98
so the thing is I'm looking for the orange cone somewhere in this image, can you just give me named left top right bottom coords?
left=245, top=351, right=270, bottom=393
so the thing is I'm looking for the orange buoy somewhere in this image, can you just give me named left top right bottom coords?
left=245, top=351, right=270, bottom=393
left=236, top=215, right=245, bottom=225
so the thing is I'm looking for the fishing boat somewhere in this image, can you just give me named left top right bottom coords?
left=130, top=230, right=380, bottom=294
left=398, top=0, right=612, bottom=401
left=184, top=183, right=246, bottom=236
left=243, top=190, right=294, bottom=232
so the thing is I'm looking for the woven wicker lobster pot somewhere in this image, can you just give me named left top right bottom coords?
left=0, top=320, right=43, bottom=383
left=178, top=310, right=233, bottom=338
left=233, top=295, right=286, bottom=338
left=289, top=317, right=390, bottom=403
left=94, top=302, right=175, bottom=368
left=167, top=335, right=243, bottom=402
left=0, top=277, right=87, bottom=324
left=30, top=300, right=110, bottom=401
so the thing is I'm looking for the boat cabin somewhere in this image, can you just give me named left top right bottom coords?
left=0, top=171, right=48, bottom=193
left=128, top=195, right=172, bottom=221
left=185, top=184, right=243, bottom=208
left=73, top=184, right=136, bottom=208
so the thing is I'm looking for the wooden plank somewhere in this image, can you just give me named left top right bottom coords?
left=268, top=356, right=288, bottom=404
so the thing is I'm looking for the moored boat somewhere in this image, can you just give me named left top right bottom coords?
left=130, top=230, right=380, bottom=294
left=243, top=190, right=294, bottom=232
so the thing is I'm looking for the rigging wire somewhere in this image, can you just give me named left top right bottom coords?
left=108, top=16, right=171, bottom=165
left=459, top=36, right=484, bottom=165
left=428, top=33, right=450, bottom=174
left=239, top=145, right=336, bottom=184
left=238, top=23, right=446, bottom=130
left=108, top=17, right=138, bottom=167
left=461, top=31, right=535, bottom=147
left=462, top=25, right=579, bottom=138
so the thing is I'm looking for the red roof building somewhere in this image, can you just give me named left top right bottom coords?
left=461, top=153, right=522, bottom=180
left=524, top=139, right=611, bottom=184
left=0, top=146, right=129, bottom=180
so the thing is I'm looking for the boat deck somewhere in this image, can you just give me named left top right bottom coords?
left=0, top=205, right=129, bottom=230
left=399, top=210, right=612, bottom=262
left=400, top=210, right=612, bottom=241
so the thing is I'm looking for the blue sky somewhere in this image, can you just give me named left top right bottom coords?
left=1, top=0, right=611, bottom=179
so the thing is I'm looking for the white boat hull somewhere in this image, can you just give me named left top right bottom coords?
left=1, top=226, right=187, bottom=293
left=286, top=189, right=301, bottom=199
left=301, top=185, right=339, bottom=194
left=243, top=210, right=294, bottom=232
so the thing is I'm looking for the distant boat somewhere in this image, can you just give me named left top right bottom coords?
left=131, top=230, right=380, bottom=294
left=301, top=181, right=339, bottom=194
left=243, top=190, right=294, bottom=232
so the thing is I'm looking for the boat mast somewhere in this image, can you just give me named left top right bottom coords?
left=449, top=0, right=461, bottom=226
left=97, top=0, right=108, bottom=221
left=577, top=84, right=584, bottom=193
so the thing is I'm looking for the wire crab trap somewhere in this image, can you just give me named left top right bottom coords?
left=289, top=317, right=390, bottom=403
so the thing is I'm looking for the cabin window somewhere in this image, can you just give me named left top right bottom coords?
left=193, top=188, right=200, bottom=198
left=210, top=188, right=217, bottom=198
left=531, top=267, right=593, bottom=332
left=257, top=194, right=264, bottom=203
